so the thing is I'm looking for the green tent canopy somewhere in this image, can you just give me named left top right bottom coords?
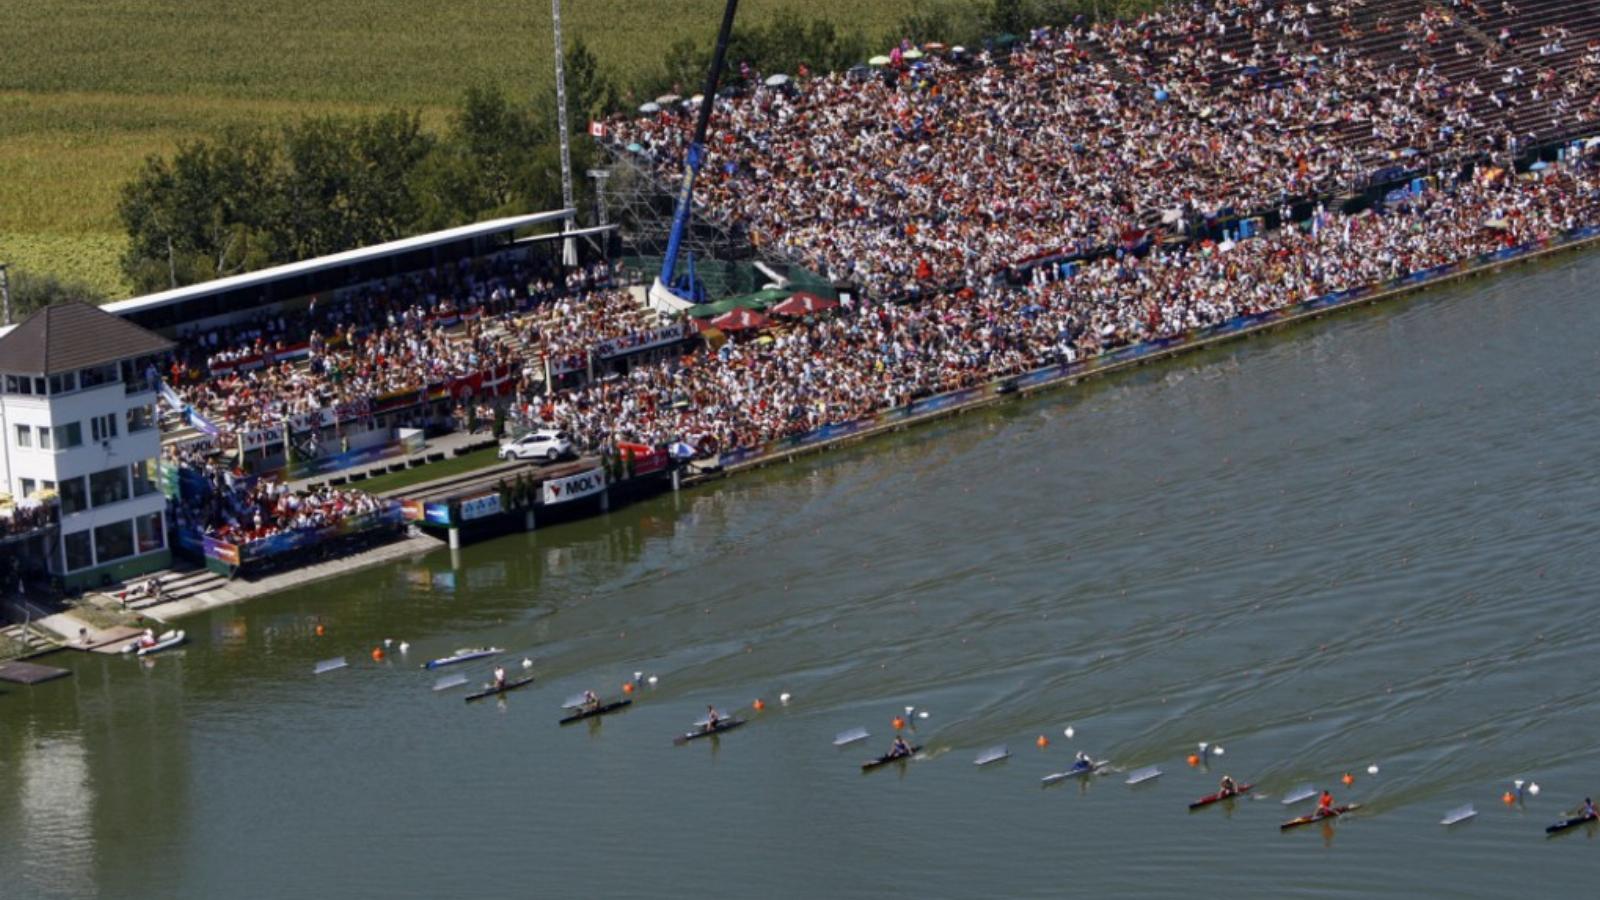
left=684, top=289, right=792, bottom=318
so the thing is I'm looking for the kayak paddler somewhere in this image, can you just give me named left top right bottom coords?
left=492, top=666, right=507, bottom=691
left=1582, top=798, right=1598, bottom=819
left=1073, top=751, right=1094, bottom=771
left=1317, top=790, right=1337, bottom=817
left=1218, top=775, right=1238, bottom=797
left=890, top=735, right=913, bottom=759
left=582, top=689, right=600, bottom=710
left=704, top=705, right=721, bottom=731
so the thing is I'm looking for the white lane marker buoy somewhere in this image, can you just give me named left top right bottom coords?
left=779, top=692, right=792, bottom=704
left=398, top=641, right=409, bottom=653
left=647, top=675, right=659, bottom=685
left=522, top=658, right=534, bottom=669
left=1367, top=763, right=1380, bottom=776
left=1064, top=725, right=1075, bottom=739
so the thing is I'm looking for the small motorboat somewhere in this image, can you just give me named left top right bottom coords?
left=124, top=629, right=186, bottom=657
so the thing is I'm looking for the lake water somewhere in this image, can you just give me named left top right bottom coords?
left=4, top=252, right=1600, bottom=898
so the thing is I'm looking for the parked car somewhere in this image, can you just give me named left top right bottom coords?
left=498, top=430, right=574, bottom=462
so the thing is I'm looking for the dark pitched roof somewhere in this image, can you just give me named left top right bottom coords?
left=0, top=302, right=174, bottom=375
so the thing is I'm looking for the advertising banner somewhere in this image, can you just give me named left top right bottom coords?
left=459, top=492, right=503, bottom=522
left=424, top=502, right=453, bottom=527
left=542, top=468, right=606, bottom=505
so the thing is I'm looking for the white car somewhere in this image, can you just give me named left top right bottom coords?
left=498, top=429, right=574, bottom=463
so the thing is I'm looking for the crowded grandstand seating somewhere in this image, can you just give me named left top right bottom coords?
left=604, top=0, right=1600, bottom=297
left=148, top=0, right=1600, bottom=476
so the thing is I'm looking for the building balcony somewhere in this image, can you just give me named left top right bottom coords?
left=0, top=497, right=58, bottom=544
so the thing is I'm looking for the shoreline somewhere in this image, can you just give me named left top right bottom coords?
left=43, top=224, right=1599, bottom=633
left=690, top=226, right=1600, bottom=482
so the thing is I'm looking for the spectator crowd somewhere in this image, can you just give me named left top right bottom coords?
left=146, top=0, right=1600, bottom=484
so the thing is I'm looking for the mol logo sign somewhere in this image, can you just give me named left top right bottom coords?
left=542, top=468, right=606, bottom=506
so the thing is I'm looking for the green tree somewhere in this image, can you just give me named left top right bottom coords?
left=2, top=268, right=106, bottom=319
left=117, top=127, right=278, bottom=293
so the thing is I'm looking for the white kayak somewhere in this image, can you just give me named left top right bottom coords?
left=124, top=629, right=186, bottom=657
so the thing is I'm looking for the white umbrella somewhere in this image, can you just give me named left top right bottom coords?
left=868, top=55, right=892, bottom=66
left=655, top=94, right=681, bottom=105
left=765, top=73, right=790, bottom=86
left=638, top=102, right=661, bottom=114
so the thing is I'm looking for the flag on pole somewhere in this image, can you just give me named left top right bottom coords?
left=588, top=120, right=606, bottom=138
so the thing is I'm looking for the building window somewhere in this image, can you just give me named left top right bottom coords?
left=90, top=467, right=130, bottom=507
left=131, top=459, right=160, bottom=496
left=91, top=413, right=119, bottom=442
left=58, top=476, right=88, bottom=515
left=38, top=426, right=51, bottom=450
left=78, top=364, right=119, bottom=389
left=48, top=371, right=78, bottom=395
left=64, top=530, right=94, bottom=571
left=135, top=512, right=165, bottom=554
left=14, top=424, right=30, bottom=448
left=127, top=404, right=156, bottom=432
left=54, top=422, right=83, bottom=449
left=20, top=478, right=35, bottom=497
left=93, top=520, right=134, bottom=563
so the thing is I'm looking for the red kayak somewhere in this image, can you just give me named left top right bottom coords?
left=1189, top=783, right=1254, bottom=810
left=1281, top=803, right=1360, bottom=830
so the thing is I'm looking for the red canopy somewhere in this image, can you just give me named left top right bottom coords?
left=710, top=308, right=771, bottom=331
left=768, top=292, right=840, bottom=317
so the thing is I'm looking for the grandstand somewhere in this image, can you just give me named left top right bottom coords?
left=38, top=0, right=1598, bottom=585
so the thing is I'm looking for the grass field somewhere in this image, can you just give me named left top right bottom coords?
left=356, top=447, right=504, bottom=495
left=3, top=0, right=919, bottom=298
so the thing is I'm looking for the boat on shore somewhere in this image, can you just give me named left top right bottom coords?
left=422, top=647, right=504, bottom=670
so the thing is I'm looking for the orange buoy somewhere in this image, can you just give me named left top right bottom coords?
left=622, top=682, right=635, bottom=694
left=892, top=716, right=906, bottom=730
left=1187, top=754, right=1200, bottom=767
left=315, top=624, right=325, bottom=636
left=371, top=647, right=384, bottom=661
left=1502, top=791, right=1516, bottom=806
left=753, top=699, right=766, bottom=711
left=1036, top=735, right=1049, bottom=749
left=1341, top=772, right=1355, bottom=786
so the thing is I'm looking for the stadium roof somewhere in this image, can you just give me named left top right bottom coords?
left=0, top=301, right=174, bottom=374
left=103, top=210, right=573, bottom=317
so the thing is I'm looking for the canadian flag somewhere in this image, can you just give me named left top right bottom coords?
left=588, top=120, right=606, bottom=138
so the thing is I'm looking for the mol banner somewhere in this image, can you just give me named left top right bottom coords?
left=542, top=467, right=606, bottom=506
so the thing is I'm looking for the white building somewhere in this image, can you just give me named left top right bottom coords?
left=0, top=302, right=174, bottom=590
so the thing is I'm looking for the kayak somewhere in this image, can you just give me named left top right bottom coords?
left=1281, top=804, right=1360, bottom=830
left=422, top=647, right=504, bottom=670
left=861, top=746, right=921, bottom=771
left=1190, top=783, right=1255, bottom=810
left=559, top=699, right=632, bottom=724
left=123, top=629, right=186, bottom=657
left=673, top=717, right=745, bottom=745
left=1042, top=760, right=1108, bottom=785
left=464, top=675, right=535, bottom=703
left=1545, top=812, right=1599, bottom=834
